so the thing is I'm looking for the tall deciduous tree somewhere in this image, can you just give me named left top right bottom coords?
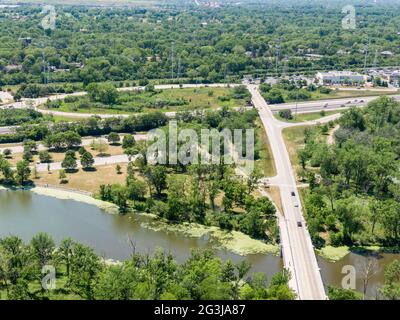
left=30, top=233, right=55, bottom=269
left=15, top=160, right=31, bottom=185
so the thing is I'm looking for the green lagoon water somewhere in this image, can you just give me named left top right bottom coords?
left=0, top=189, right=398, bottom=298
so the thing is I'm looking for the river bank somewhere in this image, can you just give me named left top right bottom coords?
left=0, top=185, right=119, bottom=214
left=317, top=245, right=400, bottom=262
left=0, top=185, right=280, bottom=257
left=137, top=212, right=280, bottom=256
left=3, top=185, right=398, bottom=262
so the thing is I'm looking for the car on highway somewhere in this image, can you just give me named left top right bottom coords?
left=324, top=103, right=328, bottom=108
left=291, top=191, right=296, bottom=196
left=297, top=221, right=302, bottom=227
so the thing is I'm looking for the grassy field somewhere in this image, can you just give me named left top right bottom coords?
left=255, top=120, right=276, bottom=177
left=282, top=124, right=334, bottom=167
left=50, top=115, right=86, bottom=122
left=284, top=88, right=398, bottom=103
left=275, top=110, right=342, bottom=123
left=33, top=163, right=129, bottom=194
left=41, top=87, right=247, bottom=115
left=282, top=125, right=310, bottom=167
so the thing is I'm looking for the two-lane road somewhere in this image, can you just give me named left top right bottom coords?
left=248, top=84, right=327, bottom=300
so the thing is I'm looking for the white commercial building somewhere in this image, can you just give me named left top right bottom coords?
left=390, top=71, right=400, bottom=87
left=316, top=71, right=366, bottom=86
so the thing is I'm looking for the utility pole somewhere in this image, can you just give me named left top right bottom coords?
left=171, top=42, right=175, bottom=80
left=373, top=49, right=378, bottom=69
left=282, top=55, right=289, bottom=78
left=42, top=52, right=46, bottom=85
left=363, top=42, right=369, bottom=73
left=275, top=44, right=280, bottom=76
left=177, top=55, right=181, bottom=80
left=224, top=64, right=229, bottom=83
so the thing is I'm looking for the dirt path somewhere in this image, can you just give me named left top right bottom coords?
left=327, top=125, right=340, bottom=145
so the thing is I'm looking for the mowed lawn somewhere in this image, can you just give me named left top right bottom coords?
left=274, top=110, right=342, bottom=123
left=255, top=120, right=276, bottom=177
left=33, top=163, right=129, bottom=194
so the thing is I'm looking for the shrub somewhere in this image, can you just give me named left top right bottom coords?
left=319, top=86, right=332, bottom=94
left=38, top=150, right=52, bottom=163
left=279, top=109, right=293, bottom=120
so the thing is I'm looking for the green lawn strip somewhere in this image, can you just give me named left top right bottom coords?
left=275, top=110, right=342, bottom=123
left=255, top=120, right=277, bottom=177
left=51, top=115, right=86, bottom=122
left=283, top=89, right=399, bottom=103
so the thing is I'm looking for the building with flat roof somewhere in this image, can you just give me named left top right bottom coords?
left=389, top=70, right=400, bottom=87
left=381, top=51, right=394, bottom=57
left=316, top=71, right=366, bottom=86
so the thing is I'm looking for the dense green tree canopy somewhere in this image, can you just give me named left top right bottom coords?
left=1, top=3, right=400, bottom=86
left=0, top=234, right=295, bottom=300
